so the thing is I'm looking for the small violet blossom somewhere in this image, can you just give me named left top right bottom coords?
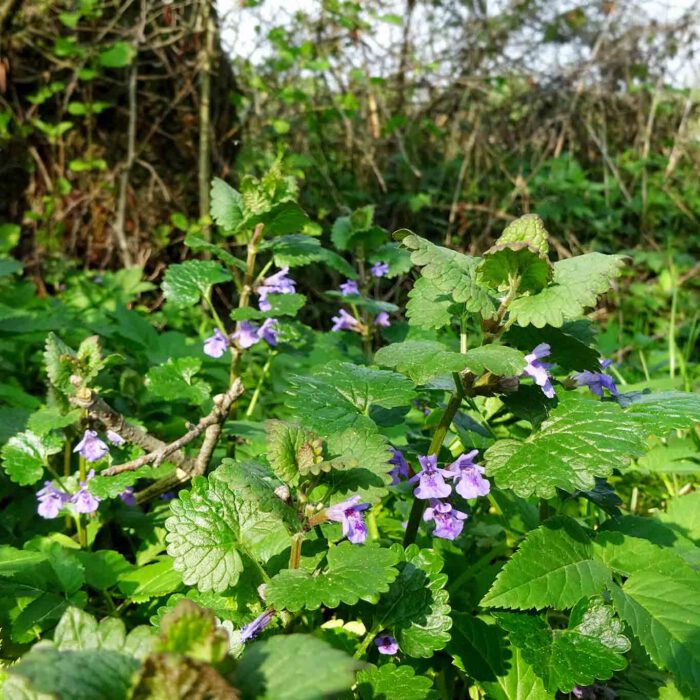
left=257, top=267, right=296, bottom=311
left=233, top=320, right=279, bottom=349
left=160, top=492, right=176, bottom=501
left=71, top=469, right=100, bottom=514
left=574, top=359, right=618, bottom=397
left=374, top=311, right=391, bottom=328
left=448, top=450, right=490, bottom=500
left=339, top=279, right=359, bottom=296
left=423, top=500, right=468, bottom=540
left=374, top=634, right=399, bottom=655
left=370, top=261, right=389, bottom=278
left=388, top=448, right=409, bottom=485
left=326, top=495, right=370, bottom=544
left=258, top=318, right=279, bottom=347
left=240, top=609, right=275, bottom=643
left=233, top=321, right=262, bottom=349
left=523, top=343, right=555, bottom=399
left=331, top=308, right=359, bottom=332
left=36, top=482, right=70, bottom=519
left=74, top=429, right=109, bottom=462
left=203, top=328, right=230, bottom=358
left=409, top=454, right=452, bottom=500
left=106, top=430, right=125, bottom=447
left=119, top=487, right=136, bottom=506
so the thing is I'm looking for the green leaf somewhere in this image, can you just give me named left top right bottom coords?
left=7, top=649, right=140, bottom=700
left=260, top=235, right=354, bottom=276
left=287, top=361, right=414, bottom=434
left=371, top=545, right=451, bottom=658
left=375, top=341, right=467, bottom=384
left=447, top=613, right=553, bottom=699
left=397, top=231, right=498, bottom=319
left=266, top=542, right=399, bottom=611
left=165, top=475, right=290, bottom=592
left=462, top=345, right=526, bottom=376
left=569, top=596, right=631, bottom=654
left=405, top=277, right=455, bottom=330
left=146, top=357, right=211, bottom=405
left=660, top=491, right=700, bottom=545
left=210, top=177, right=244, bottom=232
left=162, top=260, right=232, bottom=307
left=1, top=430, right=63, bottom=485
left=231, top=293, right=306, bottom=320
left=75, top=550, right=133, bottom=591
left=609, top=568, right=700, bottom=691
left=44, top=332, right=77, bottom=394
left=356, top=664, right=436, bottom=700
left=76, top=335, right=105, bottom=383
left=156, top=599, right=229, bottom=663
left=485, top=395, right=647, bottom=498
left=183, top=233, right=247, bottom=271
left=495, top=611, right=627, bottom=693
left=255, top=201, right=310, bottom=237
left=98, top=42, right=135, bottom=68
left=507, top=253, right=625, bottom=328
left=481, top=517, right=611, bottom=610
left=496, top=214, right=550, bottom=254
left=266, top=420, right=320, bottom=485
left=27, top=407, right=80, bottom=435
left=479, top=243, right=553, bottom=294
left=621, top=391, right=700, bottom=435
left=0, top=257, right=22, bottom=277
left=369, top=242, right=413, bottom=278
left=117, top=557, right=182, bottom=603
left=232, top=634, right=360, bottom=700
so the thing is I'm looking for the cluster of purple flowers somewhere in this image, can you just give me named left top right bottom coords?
left=203, top=319, right=279, bottom=358
left=256, top=267, right=296, bottom=311
left=522, top=344, right=618, bottom=399
left=37, top=469, right=100, bottom=518
left=389, top=449, right=491, bottom=541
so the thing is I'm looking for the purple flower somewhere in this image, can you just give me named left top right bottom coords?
left=203, top=328, right=230, bottom=358
left=36, top=482, right=70, bottom=519
left=119, top=487, right=136, bottom=506
left=326, top=495, right=370, bottom=544
left=258, top=318, right=279, bottom=347
left=257, top=267, right=296, bottom=311
left=374, top=312, right=390, bottom=328
left=233, top=321, right=261, bottom=349
left=423, top=499, right=468, bottom=540
left=106, top=430, right=125, bottom=447
left=339, top=279, right=359, bottom=296
left=240, top=609, right=275, bottom=643
left=74, top=430, right=109, bottom=462
left=448, top=450, right=490, bottom=500
left=160, top=492, right=176, bottom=501
left=388, top=448, right=409, bottom=485
left=370, top=261, right=389, bottom=278
left=331, top=308, right=359, bottom=332
left=71, top=469, right=100, bottom=514
left=408, top=454, right=452, bottom=500
left=374, top=634, right=399, bottom=655
left=523, top=343, right=555, bottom=399
left=574, top=359, right=618, bottom=397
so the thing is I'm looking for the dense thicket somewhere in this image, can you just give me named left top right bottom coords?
left=1, top=0, right=699, bottom=279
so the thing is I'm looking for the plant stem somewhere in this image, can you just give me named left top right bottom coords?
left=245, top=351, right=274, bottom=418
left=403, top=377, right=464, bottom=547
left=289, top=533, right=303, bottom=569
left=353, top=623, right=380, bottom=659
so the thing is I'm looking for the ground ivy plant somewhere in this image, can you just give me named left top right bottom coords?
left=1, top=172, right=699, bottom=699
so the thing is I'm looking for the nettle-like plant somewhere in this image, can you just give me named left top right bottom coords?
left=1, top=170, right=699, bottom=699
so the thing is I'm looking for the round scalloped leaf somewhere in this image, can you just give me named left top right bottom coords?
left=478, top=243, right=553, bottom=294
left=496, top=214, right=549, bottom=254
